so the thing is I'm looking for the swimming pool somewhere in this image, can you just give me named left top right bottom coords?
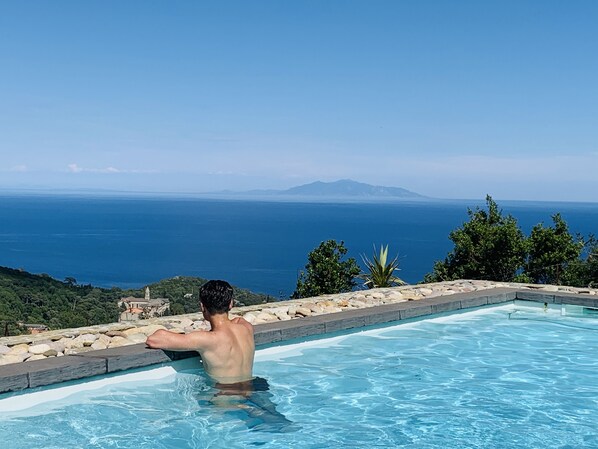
left=1, top=303, right=597, bottom=448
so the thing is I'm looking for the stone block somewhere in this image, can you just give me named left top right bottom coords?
left=364, top=310, right=401, bottom=326
left=460, top=296, right=488, bottom=309
left=554, top=295, right=598, bottom=307
left=27, top=356, right=107, bottom=388
left=400, top=305, right=433, bottom=320
left=324, top=314, right=366, bottom=333
left=279, top=321, right=326, bottom=341
left=431, top=300, right=462, bottom=314
left=254, top=329, right=283, bottom=346
left=78, top=344, right=173, bottom=373
left=0, top=363, right=29, bottom=393
left=516, top=291, right=556, bottom=303
left=486, top=289, right=518, bottom=304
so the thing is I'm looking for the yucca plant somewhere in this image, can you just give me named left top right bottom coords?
left=360, top=245, right=406, bottom=289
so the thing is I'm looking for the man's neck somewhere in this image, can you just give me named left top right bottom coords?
left=207, top=313, right=230, bottom=330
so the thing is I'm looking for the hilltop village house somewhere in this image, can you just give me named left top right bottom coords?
left=118, top=287, right=170, bottom=322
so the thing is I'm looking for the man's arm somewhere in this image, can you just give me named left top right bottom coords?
left=146, top=329, right=213, bottom=351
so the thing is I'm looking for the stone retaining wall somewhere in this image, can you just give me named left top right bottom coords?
left=1, top=280, right=597, bottom=367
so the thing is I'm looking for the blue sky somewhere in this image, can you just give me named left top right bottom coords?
left=1, top=1, right=597, bottom=201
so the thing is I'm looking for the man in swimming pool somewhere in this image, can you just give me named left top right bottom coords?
left=146, top=280, right=255, bottom=384
left=147, top=280, right=295, bottom=431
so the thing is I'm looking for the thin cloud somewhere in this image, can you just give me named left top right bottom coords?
left=208, top=170, right=244, bottom=176
left=67, top=163, right=157, bottom=174
left=9, top=165, right=28, bottom=172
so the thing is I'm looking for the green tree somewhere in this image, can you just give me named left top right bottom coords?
left=292, top=240, right=360, bottom=299
left=577, top=235, right=598, bottom=288
left=553, top=233, right=597, bottom=288
left=64, top=276, right=77, bottom=286
left=360, top=245, right=405, bottom=289
left=525, top=214, right=583, bottom=285
left=425, top=195, right=527, bottom=282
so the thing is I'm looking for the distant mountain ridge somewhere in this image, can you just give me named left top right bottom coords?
left=284, top=179, right=424, bottom=198
left=218, top=179, right=426, bottom=199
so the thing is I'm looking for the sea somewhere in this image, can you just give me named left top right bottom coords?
left=1, top=194, right=597, bottom=298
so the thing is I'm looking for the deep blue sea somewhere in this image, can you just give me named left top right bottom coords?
left=1, top=195, right=597, bottom=297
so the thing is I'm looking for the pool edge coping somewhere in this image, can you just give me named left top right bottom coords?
left=1, top=288, right=597, bottom=394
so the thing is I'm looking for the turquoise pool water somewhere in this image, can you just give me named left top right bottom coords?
left=1, top=303, right=597, bottom=448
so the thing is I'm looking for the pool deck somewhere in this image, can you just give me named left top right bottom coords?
left=1, top=287, right=597, bottom=394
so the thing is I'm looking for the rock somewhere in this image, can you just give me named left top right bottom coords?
left=193, top=321, right=210, bottom=330
left=275, top=312, right=292, bottom=321
left=177, top=318, right=194, bottom=328
left=106, top=330, right=127, bottom=338
left=69, top=334, right=98, bottom=348
left=295, top=307, right=312, bottom=317
left=8, top=344, right=30, bottom=355
left=98, top=334, right=112, bottom=345
left=64, top=348, right=88, bottom=355
left=401, top=294, right=421, bottom=301
left=321, top=301, right=337, bottom=308
left=29, top=344, right=57, bottom=356
left=271, top=309, right=291, bottom=321
left=241, top=313, right=257, bottom=324
left=0, top=354, right=27, bottom=365
left=364, top=292, right=382, bottom=299
left=323, top=306, right=342, bottom=314
left=386, top=292, right=404, bottom=300
left=418, top=288, right=433, bottom=296
left=308, top=305, right=324, bottom=314
left=255, top=312, right=277, bottom=323
left=126, top=333, right=147, bottom=344
left=26, top=354, right=47, bottom=362
left=348, top=299, right=367, bottom=308
left=0, top=344, right=10, bottom=355
left=91, top=341, right=107, bottom=350
left=108, top=336, right=130, bottom=348
left=47, top=341, right=66, bottom=354
left=128, top=325, right=166, bottom=336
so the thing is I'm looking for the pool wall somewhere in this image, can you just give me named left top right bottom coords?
left=1, top=287, right=597, bottom=394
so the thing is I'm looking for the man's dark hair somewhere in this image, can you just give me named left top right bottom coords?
left=200, top=280, right=233, bottom=315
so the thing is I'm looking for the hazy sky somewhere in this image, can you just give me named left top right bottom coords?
left=1, top=1, right=597, bottom=201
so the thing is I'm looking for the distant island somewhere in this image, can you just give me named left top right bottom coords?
left=212, top=179, right=427, bottom=201
left=0, top=179, right=428, bottom=202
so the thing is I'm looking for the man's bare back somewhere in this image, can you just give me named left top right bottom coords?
left=146, top=280, right=255, bottom=383
left=193, top=317, right=254, bottom=383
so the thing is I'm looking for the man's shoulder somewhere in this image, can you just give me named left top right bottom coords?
left=231, top=317, right=254, bottom=333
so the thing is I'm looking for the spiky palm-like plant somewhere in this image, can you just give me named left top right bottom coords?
left=360, top=245, right=406, bottom=289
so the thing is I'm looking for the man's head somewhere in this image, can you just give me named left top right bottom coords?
left=200, top=280, right=233, bottom=315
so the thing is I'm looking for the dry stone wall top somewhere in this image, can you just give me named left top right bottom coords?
left=1, top=280, right=596, bottom=367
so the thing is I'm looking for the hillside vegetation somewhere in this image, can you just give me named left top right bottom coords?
left=0, top=268, right=272, bottom=336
